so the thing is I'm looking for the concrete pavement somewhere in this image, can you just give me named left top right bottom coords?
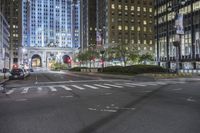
left=0, top=71, right=200, bottom=133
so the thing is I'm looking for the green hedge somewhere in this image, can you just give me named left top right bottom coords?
left=102, top=65, right=167, bottom=74
left=70, top=65, right=167, bottom=74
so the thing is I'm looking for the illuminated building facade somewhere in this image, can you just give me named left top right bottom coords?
left=21, top=0, right=80, bottom=68
left=155, top=0, right=200, bottom=70
left=97, top=0, right=154, bottom=53
left=0, top=12, right=10, bottom=70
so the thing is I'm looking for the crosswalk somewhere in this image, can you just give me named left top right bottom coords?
left=3, top=81, right=185, bottom=95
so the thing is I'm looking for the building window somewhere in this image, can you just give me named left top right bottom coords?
left=118, top=25, right=122, bottom=30
left=118, top=5, right=122, bottom=10
left=131, top=6, right=134, bottom=11
left=111, top=4, right=115, bottom=9
left=137, top=7, right=140, bottom=12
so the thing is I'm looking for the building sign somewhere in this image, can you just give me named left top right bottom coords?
left=175, top=13, right=184, bottom=35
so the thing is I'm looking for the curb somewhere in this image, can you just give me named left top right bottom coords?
left=66, top=71, right=200, bottom=82
left=69, top=71, right=134, bottom=80
left=0, top=79, right=9, bottom=85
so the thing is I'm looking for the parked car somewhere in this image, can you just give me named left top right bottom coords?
left=28, top=68, right=34, bottom=72
left=9, top=68, right=26, bottom=80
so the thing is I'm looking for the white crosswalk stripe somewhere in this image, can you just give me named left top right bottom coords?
left=117, top=84, right=136, bottom=88
left=21, top=87, right=29, bottom=94
left=37, top=87, right=42, bottom=91
left=49, top=86, right=57, bottom=92
left=3, top=81, right=183, bottom=95
left=143, top=82, right=158, bottom=86
left=155, top=82, right=167, bottom=85
left=83, top=84, right=99, bottom=89
left=125, top=83, right=147, bottom=87
left=94, top=84, right=111, bottom=89
left=59, top=85, right=72, bottom=91
left=71, top=85, right=85, bottom=90
left=104, top=84, right=123, bottom=88
left=6, top=89, right=15, bottom=95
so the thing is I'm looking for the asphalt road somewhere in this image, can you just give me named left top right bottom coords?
left=0, top=70, right=200, bottom=133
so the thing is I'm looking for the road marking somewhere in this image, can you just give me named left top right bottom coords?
left=60, top=95, right=73, bottom=98
left=105, top=93, right=112, bottom=95
left=59, top=85, right=72, bottom=91
left=6, top=89, right=15, bottom=95
left=125, top=83, right=146, bottom=87
left=100, top=109, right=117, bottom=112
left=173, top=88, right=183, bottom=91
left=94, top=84, right=111, bottom=88
left=155, top=82, right=167, bottom=85
left=116, top=84, right=136, bottom=88
left=143, top=82, right=158, bottom=86
left=37, top=87, right=42, bottom=91
left=83, top=84, right=99, bottom=89
left=49, top=86, right=57, bottom=92
left=36, top=79, right=130, bottom=85
left=16, top=99, right=27, bottom=102
left=71, top=85, right=85, bottom=90
left=104, top=84, right=123, bottom=88
left=21, top=87, right=29, bottom=94
left=187, top=97, right=196, bottom=102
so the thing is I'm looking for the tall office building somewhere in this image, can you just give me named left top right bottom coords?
left=155, top=0, right=200, bottom=70
left=21, top=0, right=80, bottom=68
left=71, top=0, right=81, bottom=48
left=0, top=12, right=10, bottom=70
left=80, top=0, right=97, bottom=51
left=97, top=0, right=154, bottom=53
left=0, top=0, right=21, bottom=69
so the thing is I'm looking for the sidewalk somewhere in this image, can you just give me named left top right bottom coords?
left=0, top=73, right=9, bottom=84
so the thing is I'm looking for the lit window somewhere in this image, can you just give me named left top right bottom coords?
left=118, top=5, right=122, bottom=10
left=125, top=26, right=128, bottom=30
left=143, top=7, right=146, bottom=12
left=143, top=20, right=147, bottom=25
left=144, top=40, right=147, bottom=44
left=131, top=26, right=134, bottom=31
left=137, top=26, right=140, bottom=31
left=137, top=7, right=140, bottom=11
left=118, top=25, right=122, bottom=30
left=111, top=4, right=115, bottom=9
left=131, top=6, right=134, bottom=11
left=125, top=5, right=128, bottom=10
left=149, top=8, right=152, bottom=12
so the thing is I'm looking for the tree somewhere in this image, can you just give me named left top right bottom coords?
left=107, top=43, right=139, bottom=66
left=129, top=53, right=139, bottom=64
left=77, top=52, right=87, bottom=67
left=139, top=53, right=154, bottom=64
left=84, top=48, right=99, bottom=68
